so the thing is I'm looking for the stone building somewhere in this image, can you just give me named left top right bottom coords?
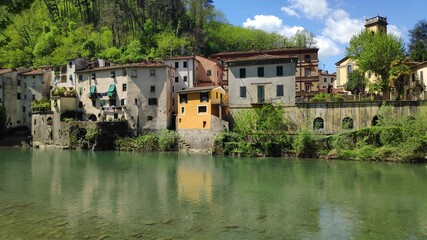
left=75, top=61, right=175, bottom=134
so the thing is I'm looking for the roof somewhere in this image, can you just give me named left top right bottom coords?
left=75, top=61, right=167, bottom=73
left=0, top=69, right=13, bottom=75
left=165, top=56, right=195, bottom=61
left=411, top=61, right=427, bottom=70
left=21, top=69, right=44, bottom=75
left=210, top=47, right=319, bottom=60
left=176, top=86, right=224, bottom=94
left=226, top=54, right=297, bottom=63
left=335, top=56, right=352, bottom=66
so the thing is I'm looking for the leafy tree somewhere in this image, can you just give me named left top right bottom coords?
left=285, top=29, right=317, bottom=48
left=345, top=69, right=367, bottom=95
left=346, top=30, right=406, bottom=95
left=408, top=19, right=427, bottom=62
left=389, top=58, right=411, bottom=100
left=0, top=105, right=11, bottom=137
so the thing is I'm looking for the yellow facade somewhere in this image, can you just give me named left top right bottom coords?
left=177, top=86, right=227, bottom=130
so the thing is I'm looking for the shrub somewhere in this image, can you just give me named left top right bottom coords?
left=293, top=128, right=318, bottom=158
left=158, top=130, right=178, bottom=151
left=379, top=126, right=402, bottom=146
left=311, top=93, right=330, bottom=103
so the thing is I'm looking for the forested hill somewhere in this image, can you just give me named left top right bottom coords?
left=0, top=0, right=288, bottom=68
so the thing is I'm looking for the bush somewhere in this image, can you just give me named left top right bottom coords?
left=293, top=128, right=318, bottom=158
left=158, top=130, right=178, bottom=151
left=311, top=93, right=330, bottom=103
left=379, top=126, right=402, bottom=146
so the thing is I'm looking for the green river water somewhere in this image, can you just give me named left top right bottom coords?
left=0, top=148, right=426, bottom=239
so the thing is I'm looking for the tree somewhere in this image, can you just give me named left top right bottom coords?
left=345, top=69, right=367, bottom=95
left=0, top=105, right=11, bottom=137
left=346, top=30, right=406, bottom=95
left=408, top=19, right=427, bottom=62
left=389, top=58, right=411, bottom=100
left=285, top=29, right=317, bottom=48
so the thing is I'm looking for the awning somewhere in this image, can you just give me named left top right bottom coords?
left=90, top=86, right=97, bottom=94
left=107, top=84, right=116, bottom=97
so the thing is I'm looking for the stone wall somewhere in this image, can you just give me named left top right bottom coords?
left=177, top=116, right=229, bottom=152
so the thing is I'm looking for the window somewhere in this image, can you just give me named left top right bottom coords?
left=150, top=85, right=156, bottom=93
left=91, top=73, right=96, bottom=79
left=172, top=86, right=174, bottom=92
left=200, top=92, right=209, bottom=102
left=32, top=94, right=35, bottom=100
left=79, top=101, right=83, bottom=108
left=239, top=68, right=246, bottom=78
left=122, top=84, right=127, bottom=91
left=179, top=94, right=188, bottom=104
left=183, top=61, right=187, bottom=68
left=342, top=117, right=354, bottom=130
left=305, top=83, right=311, bottom=92
left=207, top=70, right=211, bottom=76
left=131, top=70, right=137, bottom=78
left=111, top=71, right=116, bottom=78
left=78, top=75, right=83, bottom=81
left=313, top=117, right=324, bottom=130
left=134, top=98, right=138, bottom=105
left=114, top=113, right=118, bottom=120
left=347, top=65, right=353, bottom=74
left=68, top=61, right=73, bottom=68
left=17, top=93, right=21, bottom=99
left=122, top=69, right=127, bottom=76
left=22, top=106, right=26, bottom=113
left=175, top=62, right=179, bottom=68
left=69, top=75, right=73, bottom=82
left=305, top=68, right=311, bottom=77
left=121, top=99, right=126, bottom=106
left=150, top=69, right=156, bottom=77
left=24, top=95, right=27, bottom=100
left=276, top=66, right=283, bottom=76
left=324, top=77, right=327, bottom=83
left=258, top=67, right=264, bottom=77
left=92, top=99, right=96, bottom=107
left=17, top=80, right=20, bottom=86
left=181, top=106, right=185, bottom=115
left=147, top=116, right=154, bottom=121
left=240, top=86, right=246, bottom=98
left=277, top=85, right=284, bottom=97
left=175, top=77, right=179, bottom=82
left=183, top=76, right=188, bottom=82
left=421, top=71, right=424, bottom=84
left=304, top=55, right=311, bottom=62
left=198, top=106, right=207, bottom=114
left=148, top=98, right=158, bottom=106
left=109, top=99, right=116, bottom=106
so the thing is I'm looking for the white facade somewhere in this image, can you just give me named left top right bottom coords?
left=76, top=63, right=174, bottom=134
left=227, top=57, right=297, bottom=107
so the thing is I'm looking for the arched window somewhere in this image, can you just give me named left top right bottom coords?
left=372, top=115, right=382, bottom=126
left=88, top=114, right=97, bottom=122
left=342, top=117, right=353, bottom=130
left=47, top=117, right=53, bottom=126
left=347, top=65, right=353, bottom=75
left=313, top=117, right=324, bottom=130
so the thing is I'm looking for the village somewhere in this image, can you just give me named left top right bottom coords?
left=0, top=16, right=426, bottom=150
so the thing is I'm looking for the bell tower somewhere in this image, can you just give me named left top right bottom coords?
left=364, top=15, right=388, bottom=34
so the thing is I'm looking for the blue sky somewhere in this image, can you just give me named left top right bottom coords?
left=214, top=0, right=425, bottom=72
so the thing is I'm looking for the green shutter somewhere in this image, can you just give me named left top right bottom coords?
left=107, top=84, right=116, bottom=97
left=90, top=86, right=97, bottom=94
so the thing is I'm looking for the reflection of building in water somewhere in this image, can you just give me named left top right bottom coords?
left=177, top=164, right=212, bottom=204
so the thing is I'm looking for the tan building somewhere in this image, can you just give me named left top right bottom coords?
left=334, top=57, right=357, bottom=89
left=75, top=62, right=174, bottom=134
left=410, top=61, right=427, bottom=100
left=210, top=47, right=320, bottom=100
left=318, top=70, right=336, bottom=91
left=365, top=16, right=388, bottom=34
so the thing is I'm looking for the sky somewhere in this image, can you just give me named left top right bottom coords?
left=213, top=0, right=425, bottom=72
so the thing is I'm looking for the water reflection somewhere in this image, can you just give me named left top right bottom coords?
left=0, top=149, right=426, bottom=239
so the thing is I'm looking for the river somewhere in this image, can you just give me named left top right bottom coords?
left=0, top=148, right=426, bottom=239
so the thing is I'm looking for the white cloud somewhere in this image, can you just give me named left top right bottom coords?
left=243, top=15, right=304, bottom=37
left=281, top=7, right=299, bottom=18
left=282, top=0, right=330, bottom=19
left=322, top=9, right=364, bottom=44
left=315, top=36, right=341, bottom=59
left=388, top=25, right=402, bottom=38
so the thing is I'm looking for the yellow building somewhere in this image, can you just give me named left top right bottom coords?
left=364, top=16, right=388, bottom=34
left=177, top=86, right=228, bottom=130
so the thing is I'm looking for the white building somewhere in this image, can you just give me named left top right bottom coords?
left=227, top=55, right=297, bottom=108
